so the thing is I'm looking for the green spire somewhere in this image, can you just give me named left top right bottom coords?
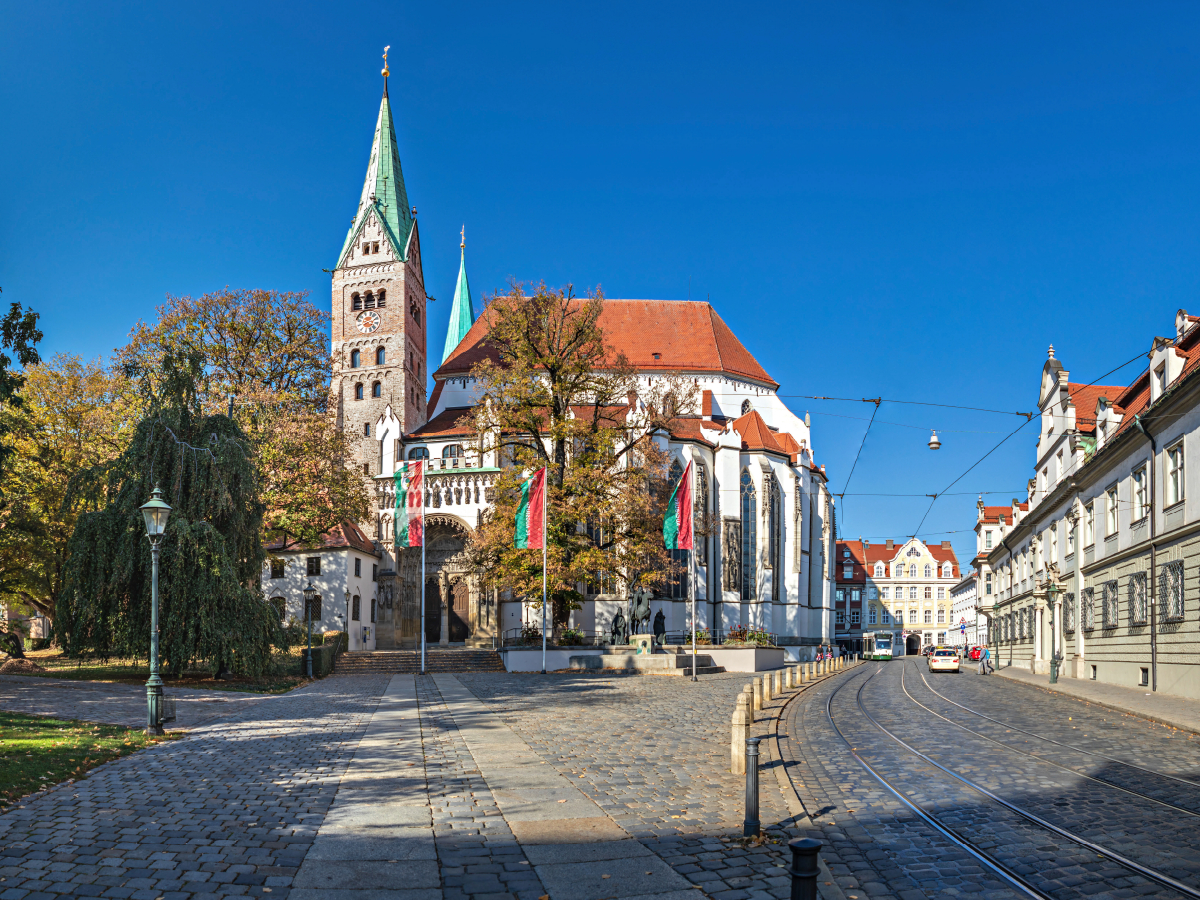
left=336, top=82, right=414, bottom=267
left=442, top=229, right=476, bottom=364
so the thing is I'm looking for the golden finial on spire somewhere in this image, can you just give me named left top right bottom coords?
left=382, top=45, right=390, bottom=78
left=460, top=224, right=465, bottom=249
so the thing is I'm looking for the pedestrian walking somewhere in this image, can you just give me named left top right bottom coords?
left=982, top=646, right=994, bottom=674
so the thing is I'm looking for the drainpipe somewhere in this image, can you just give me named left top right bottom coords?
left=1134, top=414, right=1158, bottom=691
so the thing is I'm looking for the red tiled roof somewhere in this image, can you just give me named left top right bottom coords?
left=265, top=521, right=379, bottom=556
left=978, top=503, right=1025, bottom=524
left=852, top=540, right=960, bottom=579
left=1068, top=382, right=1125, bottom=434
left=669, top=417, right=716, bottom=447
left=836, top=540, right=867, bottom=583
left=435, top=300, right=777, bottom=387
left=407, top=407, right=476, bottom=439
left=731, top=409, right=788, bottom=455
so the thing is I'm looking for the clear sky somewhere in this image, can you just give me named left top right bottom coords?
left=3, top=2, right=1198, bottom=570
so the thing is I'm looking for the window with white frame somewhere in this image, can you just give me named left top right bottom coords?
left=924, top=609, right=932, bottom=624
left=851, top=610, right=861, bottom=625
left=1067, top=521, right=1075, bottom=556
left=985, top=530, right=993, bottom=549
left=907, top=546, right=921, bottom=557
left=923, top=564, right=931, bottom=578
left=909, top=609, right=917, bottom=624
left=883, top=609, right=892, bottom=624
left=942, top=562, right=952, bottom=577
left=875, top=563, right=884, bottom=577
left=909, top=564, right=918, bottom=577
left=1064, top=592, right=1075, bottom=632
left=836, top=610, right=844, bottom=625
left=1050, top=527, right=1058, bottom=564
left=843, top=565, right=853, bottom=579
left=1132, top=466, right=1148, bottom=521
left=909, top=587, right=918, bottom=599
left=1129, top=573, right=1147, bottom=625
left=937, top=608, right=946, bottom=624
left=1160, top=561, right=1184, bottom=621
left=985, top=572, right=992, bottom=595
left=1102, top=580, right=1118, bottom=629
left=868, top=607, right=878, bottom=625
left=1082, top=587, right=1095, bottom=630
left=924, top=586, right=932, bottom=599
left=1084, top=503, right=1094, bottom=546
left=881, top=587, right=890, bottom=600
left=937, top=587, right=945, bottom=600
left=868, top=587, right=877, bottom=599
left=1106, top=487, right=1119, bottom=536
left=1168, top=441, right=1185, bottom=506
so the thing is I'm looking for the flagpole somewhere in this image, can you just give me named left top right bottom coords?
left=690, top=541, right=697, bottom=682
left=541, top=469, right=548, bottom=675
left=420, top=462, right=426, bottom=676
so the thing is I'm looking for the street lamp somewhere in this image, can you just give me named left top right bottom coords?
left=139, top=485, right=172, bottom=735
left=303, top=581, right=316, bottom=679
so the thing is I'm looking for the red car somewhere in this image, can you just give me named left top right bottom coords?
left=968, top=646, right=982, bottom=661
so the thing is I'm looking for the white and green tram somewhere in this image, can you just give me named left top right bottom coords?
left=863, top=632, right=897, bottom=661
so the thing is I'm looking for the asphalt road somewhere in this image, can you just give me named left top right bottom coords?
left=783, top=657, right=1200, bottom=900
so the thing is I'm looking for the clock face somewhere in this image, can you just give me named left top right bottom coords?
left=356, top=311, right=381, bottom=334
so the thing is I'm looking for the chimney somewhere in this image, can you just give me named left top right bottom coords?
left=942, top=540, right=951, bottom=548
left=885, top=539, right=894, bottom=550
left=702, top=390, right=713, bottom=420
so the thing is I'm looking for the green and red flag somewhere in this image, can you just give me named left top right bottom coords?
left=663, top=459, right=694, bottom=550
left=514, top=467, right=547, bottom=549
left=394, top=459, right=424, bottom=548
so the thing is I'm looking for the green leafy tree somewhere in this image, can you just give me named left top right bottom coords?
left=466, top=284, right=696, bottom=629
left=0, top=291, right=43, bottom=493
left=58, top=354, right=281, bottom=675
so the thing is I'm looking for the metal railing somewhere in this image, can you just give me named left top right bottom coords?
left=500, top=628, right=607, bottom=648
left=499, top=627, right=781, bottom=649
left=661, top=628, right=779, bottom=647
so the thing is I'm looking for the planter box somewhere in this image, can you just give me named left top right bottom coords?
left=702, top=647, right=787, bottom=672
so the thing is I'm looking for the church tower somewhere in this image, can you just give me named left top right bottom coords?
left=332, top=54, right=428, bottom=476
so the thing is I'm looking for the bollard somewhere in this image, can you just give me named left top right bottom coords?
left=786, top=666, right=795, bottom=689
left=774, top=669, right=783, bottom=695
left=731, top=705, right=749, bottom=774
left=744, top=737, right=761, bottom=837
left=752, top=677, right=763, bottom=711
left=741, top=685, right=755, bottom=723
left=763, top=672, right=773, bottom=703
left=788, top=837, right=822, bottom=900
left=797, top=664, right=804, bottom=685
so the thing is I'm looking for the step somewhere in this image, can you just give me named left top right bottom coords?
left=331, top=649, right=507, bottom=675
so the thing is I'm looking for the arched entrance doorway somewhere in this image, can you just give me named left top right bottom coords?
left=906, top=634, right=922, bottom=656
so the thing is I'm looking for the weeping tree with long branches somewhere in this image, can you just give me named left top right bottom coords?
left=58, top=354, right=282, bottom=675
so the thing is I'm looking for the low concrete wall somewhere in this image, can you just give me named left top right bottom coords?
left=501, top=648, right=603, bottom=672
left=703, top=647, right=787, bottom=672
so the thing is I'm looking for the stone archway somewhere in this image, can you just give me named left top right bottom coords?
left=905, top=634, right=922, bottom=656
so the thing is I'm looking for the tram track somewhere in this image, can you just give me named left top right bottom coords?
left=895, top=662, right=1200, bottom=820
left=915, top=666, right=1200, bottom=790
left=826, top=664, right=1200, bottom=900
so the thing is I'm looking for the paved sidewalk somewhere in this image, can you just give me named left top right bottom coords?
left=995, top=663, right=1200, bottom=733
left=0, top=674, right=273, bottom=731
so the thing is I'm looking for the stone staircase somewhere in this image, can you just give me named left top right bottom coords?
left=332, top=649, right=507, bottom=676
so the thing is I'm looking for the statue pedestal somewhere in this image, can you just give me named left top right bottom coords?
left=631, top=634, right=655, bottom=655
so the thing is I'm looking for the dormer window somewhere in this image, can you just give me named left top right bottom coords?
left=364, top=292, right=376, bottom=310
left=352, top=293, right=362, bottom=311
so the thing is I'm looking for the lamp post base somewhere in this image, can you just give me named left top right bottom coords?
left=145, top=677, right=164, bottom=736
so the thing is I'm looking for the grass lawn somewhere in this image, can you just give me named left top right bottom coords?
left=0, top=711, right=176, bottom=808
left=11, top=648, right=310, bottom=694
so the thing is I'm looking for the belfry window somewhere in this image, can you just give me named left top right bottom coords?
left=740, top=469, right=757, bottom=601
left=372, top=382, right=382, bottom=398
left=376, top=347, right=386, bottom=365
left=350, top=349, right=360, bottom=368
left=364, top=292, right=376, bottom=310
left=352, top=293, right=363, bottom=311
left=377, top=289, right=386, bottom=307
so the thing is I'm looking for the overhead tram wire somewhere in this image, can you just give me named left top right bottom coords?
left=908, top=347, right=1153, bottom=538
left=779, top=394, right=1038, bottom=420
left=835, top=398, right=881, bottom=533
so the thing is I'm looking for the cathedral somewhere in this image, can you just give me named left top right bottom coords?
left=266, top=70, right=838, bottom=660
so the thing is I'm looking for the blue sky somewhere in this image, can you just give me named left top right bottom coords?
left=3, top=1, right=1198, bottom=568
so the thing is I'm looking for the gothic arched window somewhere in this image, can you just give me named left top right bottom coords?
left=354, top=383, right=364, bottom=401
left=350, top=349, right=360, bottom=368
left=372, top=382, right=382, bottom=398
left=352, top=293, right=362, bottom=311
left=741, top=399, right=753, bottom=415
left=376, top=347, right=386, bottom=365
left=740, top=469, right=757, bottom=601
left=768, top=473, right=783, bottom=602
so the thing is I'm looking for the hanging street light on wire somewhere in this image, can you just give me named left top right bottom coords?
left=928, top=430, right=942, bottom=450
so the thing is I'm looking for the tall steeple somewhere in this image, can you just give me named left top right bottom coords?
left=442, top=226, right=476, bottom=364
left=336, top=48, right=414, bottom=268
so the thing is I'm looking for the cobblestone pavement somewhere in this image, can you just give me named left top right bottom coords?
left=0, top=674, right=391, bottom=900
left=0, top=675, right=274, bottom=732
left=456, top=670, right=841, bottom=900
left=782, top=657, right=1200, bottom=900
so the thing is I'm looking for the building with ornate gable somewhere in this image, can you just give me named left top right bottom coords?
left=264, top=73, right=838, bottom=658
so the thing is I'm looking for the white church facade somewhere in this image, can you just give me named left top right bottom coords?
left=266, top=73, right=837, bottom=658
